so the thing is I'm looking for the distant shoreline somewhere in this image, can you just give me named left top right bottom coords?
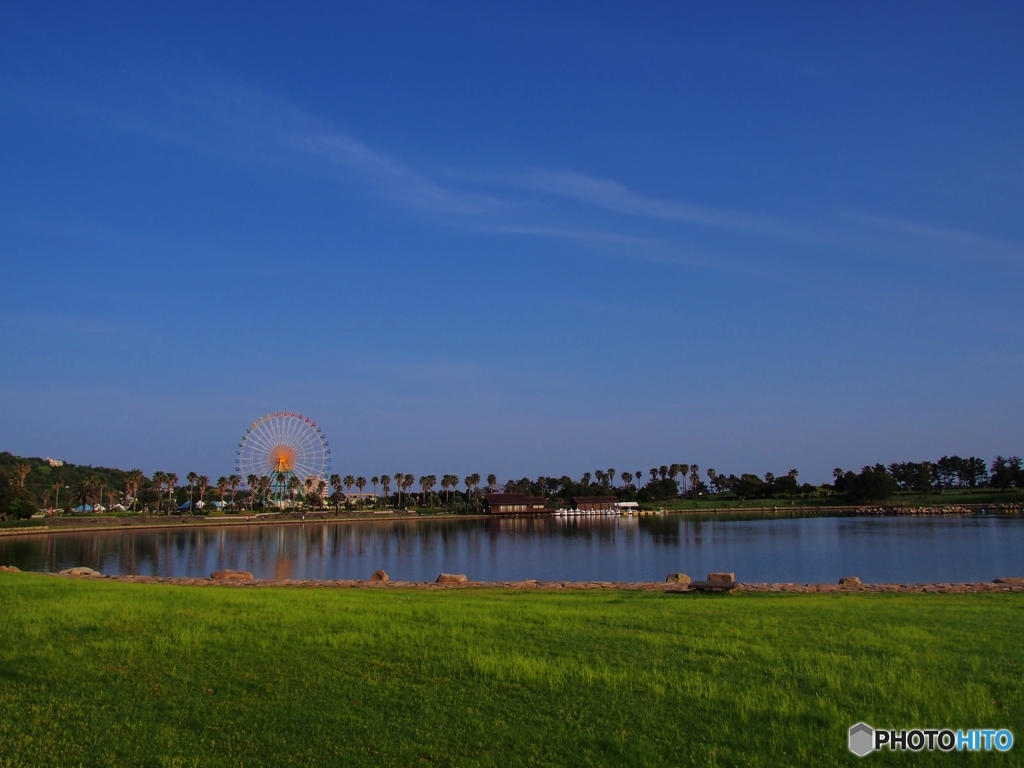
left=1, top=503, right=1020, bottom=538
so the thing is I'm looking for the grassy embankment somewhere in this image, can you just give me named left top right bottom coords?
left=1, top=575, right=1022, bottom=766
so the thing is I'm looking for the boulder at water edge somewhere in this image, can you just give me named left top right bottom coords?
left=707, top=572, right=735, bottom=583
left=436, top=573, right=468, bottom=584
left=370, top=569, right=390, bottom=582
left=665, top=573, right=691, bottom=585
left=839, top=576, right=862, bottom=586
left=993, top=577, right=1024, bottom=586
left=59, top=567, right=101, bottom=577
left=210, top=569, right=254, bottom=581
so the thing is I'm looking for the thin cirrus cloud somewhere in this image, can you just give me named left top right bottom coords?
left=842, top=213, right=1024, bottom=265
left=293, top=132, right=504, bottom=217
left=12, top=67, right=1015, bottom=270
left=502, top=169, right=801, bottom=239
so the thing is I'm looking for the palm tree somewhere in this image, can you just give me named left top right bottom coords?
left=635, top=471, right=643, bottom=487
left=165, top=473, right=178, bottom=514
left=607, top=468, right=616, bottom=488
left=403, top=474, right=415, bottom=506
left=315, top=479, right=327, bottom=509
left=197, top=476, right=210, bottom=513
left=394, top=472, right=404, bottom=506
left=90, top=479, right=104, bottom=514
left=343, top=475, right=355, bottom=495
left=72, top=477, right=101, bottom=512
left=356, top=476, right=366, bottom=496
left=124, top=469, right=144, bottom=513
left=420, top=475, right=431, bottom=504
left=486, top=474, right=497, bottom=493
left=228, top=474, right=241, bottom=509
left=257, top=475, right=271, bottom=508
left=52, top=478, right=64, bottom=511
left=13, top=461, right=31, bottom=486
left=276, top=472, right=286, bottom=506
left=582, top=472, right=591, bottom=487
left=659, top=465, right=668, bottom=480
left=689, top=465, right=700, bottom=494
left=380, top=475, right=391, bottom=504
left=287, top=475, right=301, bottom=508
left=216, top=476, right=229, bottom=508
left=330, top=474, right=342, bottom=511
left=466, top=473, right=480, bottom=497
left=246, top=474, right=257, bottom=510
left=621, top=471, right=633, bottom=488
left=678, top=464, right=690, bottom=493
left=186, top=472, right=198, bottom=513
left=371, top=476, right=379, bottom=497
left=152, top=472, right=166, bottom=514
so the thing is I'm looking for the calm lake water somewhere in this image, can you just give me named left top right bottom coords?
left=2, top=513, right=1022, bottom=583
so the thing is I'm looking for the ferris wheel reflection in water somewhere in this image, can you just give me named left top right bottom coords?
left=235, top=412, right=331, bottom=508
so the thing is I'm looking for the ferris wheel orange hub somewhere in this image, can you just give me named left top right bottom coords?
left=269, top=444, right=297, bottom=472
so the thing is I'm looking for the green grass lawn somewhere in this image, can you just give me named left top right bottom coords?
left=1, top=575, right=1021, bottom=767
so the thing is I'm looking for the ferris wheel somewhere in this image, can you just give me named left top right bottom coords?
left=235, top=412, right=331, bottom=499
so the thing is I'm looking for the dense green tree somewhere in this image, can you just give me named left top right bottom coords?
left=844, top=465, right=899, bottom=503
left=0, top=481, right=38, bottom=519
left=990, top=457, right=1023, bottom=489
left=639, top=477, right=679, bottom=501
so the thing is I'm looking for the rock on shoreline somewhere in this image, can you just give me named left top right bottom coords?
left=22, top=570, right=1024, bottom=593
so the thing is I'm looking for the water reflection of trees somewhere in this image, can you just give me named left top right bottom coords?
left=3, top=515, right=1021, bottom=582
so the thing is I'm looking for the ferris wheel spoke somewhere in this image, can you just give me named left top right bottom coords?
left=246, top=427, right=277, bottom=455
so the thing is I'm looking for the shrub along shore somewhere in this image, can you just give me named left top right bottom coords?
left=1, top=573, right=1022, bottom=767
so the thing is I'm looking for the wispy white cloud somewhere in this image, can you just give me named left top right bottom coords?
left=295, top=132, right=502, bottom=216
left=7, top=64, right=1019, bottom=273
left=507, top=169, right=794, bottom=236
left=842, top=213, right=1024, bottom=264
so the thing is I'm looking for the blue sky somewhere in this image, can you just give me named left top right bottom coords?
left=1, top=2, right=1021, bottom=484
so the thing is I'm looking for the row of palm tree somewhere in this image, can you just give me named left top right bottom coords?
left=55, top=463, right=709, bottom=515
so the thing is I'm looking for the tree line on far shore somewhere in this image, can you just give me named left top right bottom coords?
left=1, top=451, right=1022, bottom=519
